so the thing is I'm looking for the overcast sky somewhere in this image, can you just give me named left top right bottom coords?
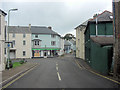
left=0, top=0, right=112, bottom=36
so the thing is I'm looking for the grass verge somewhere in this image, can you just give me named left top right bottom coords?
left=13, top=62, right=22, bottom=68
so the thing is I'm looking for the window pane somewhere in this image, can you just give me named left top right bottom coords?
left=13, top=33, right=15, bottom=37
left=13, top=40, right=15, bottom=46
left=38, top=41, right=39, bottom=45
left=51, top=41, right=56, bottom=46
left=23, top=51, right=26, bottom=56
left=23, top=34, right=26, bottom=38
left=35, top=34, right=38, bottom=38
left=51, top=35, right=56, bottom=38
left=23, top=40, right=26, bottom=45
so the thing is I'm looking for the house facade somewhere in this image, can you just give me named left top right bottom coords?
left=0, top=9, right=7, bottom=71
left=85, top=11, right=113, bottom=74
left=31, top=26, right=62, bottom=58
left=59, top=38, right=64, bottom=56
left=64, top=40, right=71, bottom=53
left=75, top=20, right=89, bottom=59
left=8, top=26, right=32, bottom=59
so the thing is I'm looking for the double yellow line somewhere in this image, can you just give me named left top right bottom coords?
left=2, top=65, right=38, bottom=89
left=75, top=60, right=83, bottom=70
left=75, top=59, right=120, bottom=85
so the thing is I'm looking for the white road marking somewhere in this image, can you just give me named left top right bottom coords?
left=57, top=72, right=61, bottom=81
left=56, top=66, right=58, bottom=71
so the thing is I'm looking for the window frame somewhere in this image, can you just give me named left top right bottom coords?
left=23, top=51, right=26, bottom=56
left=51, top=41, right=56, bottom=46
left=23, top=40, right=26, bottom=45
left=13, top=33, right=15, bottom=38
left=51, top=35, right=56, bottom=38
left=13, top=40, right=15, bottom=46
left=23, top=33, right=26, bottom=38
left=35, top=34, right=38, bottom=38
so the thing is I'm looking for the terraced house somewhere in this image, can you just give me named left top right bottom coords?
left=8, top=26, right=32, bottom=59
left=31, top=26, right=62, bottom=58
left=0, top=9, right=7, bottom=71
left=75, top=19, right=90, bottom=60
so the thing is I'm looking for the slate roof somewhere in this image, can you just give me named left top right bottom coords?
left=90, top=10, right=113, bottom=22
left=0, top=9, right=7, bottom=16
left=84, top=10, right=113, bottom=34
left=75, top=19, right=91, bottom=29
left=8, top=26, right=31, bottom=33
left=31, top=26, right=60, bottom=36
left=90, top=36, right=114, bottom=45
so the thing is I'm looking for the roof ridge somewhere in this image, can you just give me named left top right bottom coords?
left=90, top=10, right=112, bottom=21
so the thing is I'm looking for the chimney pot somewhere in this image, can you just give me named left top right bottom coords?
left=48, top=26, right=52, bottom=30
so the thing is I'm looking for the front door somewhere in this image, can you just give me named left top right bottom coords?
left=44, top=51, right=47, bottom=57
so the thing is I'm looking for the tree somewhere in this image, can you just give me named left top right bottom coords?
left=63, top=33, right=75, bottom=40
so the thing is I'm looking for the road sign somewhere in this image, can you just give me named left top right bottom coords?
left=8, top=44, right=10, bottom=47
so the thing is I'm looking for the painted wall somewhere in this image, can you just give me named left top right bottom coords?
left=0, top=13, right=6, bottom=71
left=9, top=33, right=32, bottom=59
left=91, top=41, right=113, bottom=74
left=85, top=21, right=113, bottom=74
left=32, top=34, right=61, bottom=48
left=90, top=22, right=113, bottom=35
left=76, top=26, right=86, bottom=59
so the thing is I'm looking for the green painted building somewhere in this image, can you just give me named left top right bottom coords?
left=84, top=11, right=114, bottom=75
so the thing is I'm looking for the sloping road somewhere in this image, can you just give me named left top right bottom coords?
left=4, top=54, right=120, bottom=88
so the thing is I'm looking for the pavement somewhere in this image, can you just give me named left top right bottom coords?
left=1, top=62, right=38, bottom=89
left=1, top=54, right=120, bottom=89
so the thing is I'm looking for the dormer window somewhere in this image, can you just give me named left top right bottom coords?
left=35, top=34, right=38, bottom=38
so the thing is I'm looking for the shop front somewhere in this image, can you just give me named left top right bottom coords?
left=32, top=48, right=60, bottom=58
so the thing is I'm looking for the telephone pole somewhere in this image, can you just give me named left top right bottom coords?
left=113, top=0, right=120, bottom=78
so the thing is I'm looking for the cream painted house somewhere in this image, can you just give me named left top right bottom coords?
left=75, top=20, right=89, bottom=60
left=8, top=26, right=32, bottom=59
left=0, top=9, right=7, bottom=71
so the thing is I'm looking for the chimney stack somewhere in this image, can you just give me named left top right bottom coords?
left=48, top=26, right=52, bottom=30
left=29, top=24, right=31, bottom=30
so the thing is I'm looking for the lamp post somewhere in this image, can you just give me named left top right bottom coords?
left=7, top=8, right=18, bottom=69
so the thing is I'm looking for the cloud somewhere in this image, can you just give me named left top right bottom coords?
left=1, top=0, right=112, bottom=36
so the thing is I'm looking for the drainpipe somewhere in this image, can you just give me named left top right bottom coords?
left=96, top=17, right=98, bottom=36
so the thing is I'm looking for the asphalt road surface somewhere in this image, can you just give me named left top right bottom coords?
left=6, top=54, right=120, bottom=88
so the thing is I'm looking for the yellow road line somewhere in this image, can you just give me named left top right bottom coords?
left=57, top=72, right=61, bottom=81
left=2, top=65, right=38, bottom=89
left=74, top=59, right=120, bottom=85
left=89, top=70, right=120, bottom=85
left=76, top=60, right=86, bottom=70
left=75, top=60, right=82, bottom=70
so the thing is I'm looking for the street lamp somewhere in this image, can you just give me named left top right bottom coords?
left=7, top=8, right=18, bottom=69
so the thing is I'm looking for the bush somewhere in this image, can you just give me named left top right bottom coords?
left=19, top=60, right=24, bottom=64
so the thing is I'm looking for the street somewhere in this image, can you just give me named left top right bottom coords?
left=5, top=54, right=120, bottom=88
